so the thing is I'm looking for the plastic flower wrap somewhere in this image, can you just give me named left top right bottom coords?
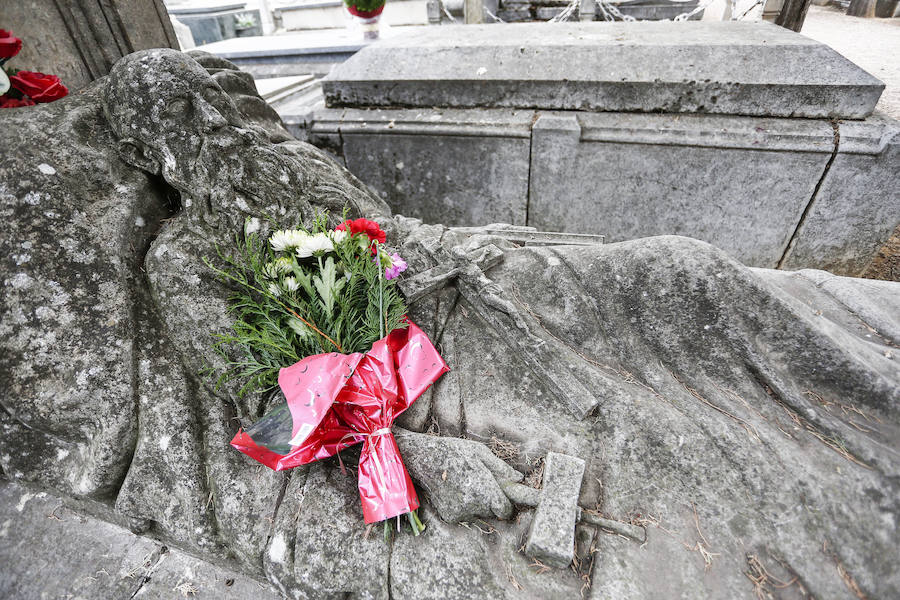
left=207, top=213, right=444, bottom=532
left=232, top=322, right=447, bottom=524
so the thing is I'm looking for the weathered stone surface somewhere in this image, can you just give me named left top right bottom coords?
left=0, top=481, right=282, bottom=600
left=323, top=21, right=885, bottom=119
left=0, top=84, right=151, bottom=499
left=524, top=451, right=585, bottom=568
left=2, top=50, right=900, bottom=600
left=291, top=463, right=390, bottom=599
left=395, top=429, right=524, bottom=522
left=312, top=107, right=534, bottom=226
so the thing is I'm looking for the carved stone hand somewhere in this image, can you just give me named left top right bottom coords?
left=393, top=428, right=524, bottom=523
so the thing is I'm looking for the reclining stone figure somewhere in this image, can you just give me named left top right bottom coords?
left=1, top=48, right=898, bottom=599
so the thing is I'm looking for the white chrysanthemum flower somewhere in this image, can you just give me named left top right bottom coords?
left=263, top=257, right=294, bottom=279
left=282, top=277, right=300, bottom=292
left=267, top=283, right=281, bottom=297
left=330, top=229, right=349, bottom=244
left=274, top=257, right=294, bottom=273
left=295, top=232, right=335, bottom=258
left=270, top=229, right=309, bottom=251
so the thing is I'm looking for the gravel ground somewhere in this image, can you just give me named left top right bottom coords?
left=800, top=5, right=900, bottom=119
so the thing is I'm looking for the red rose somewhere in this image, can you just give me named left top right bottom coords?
left=0, top=30, right=22, bottom=60
left=336, top=218, right=387, bottom=245
left=10, top=71, right=68, bottom=103
left=0, top=94, right=35, bottom=108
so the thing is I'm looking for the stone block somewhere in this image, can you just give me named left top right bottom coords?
left=311, top=107, right=533, bottom=225
left=280, top=24, right=898, bottom=273
left=323, top=21, right=884, bottom=119
left=527, top=112, right=835, bottom=267
left=780, top=116, right=900, bottom=276
left=525, top=452, right=586, bottom=569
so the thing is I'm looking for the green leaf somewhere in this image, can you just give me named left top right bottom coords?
left=313, top=256, right=345, bottom=317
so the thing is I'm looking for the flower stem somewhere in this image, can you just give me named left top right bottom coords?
left=407, top=509, right=425, bottom=536
left=376, top=248, right=384, bottom=339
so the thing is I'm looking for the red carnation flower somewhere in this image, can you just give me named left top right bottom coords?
left=0, top=94, right=35, bottom=108
left=0, top=30, right=22, bottom=60
left=10, top=71, right=68, bottom=103
left=335, top=218, right=387, bottom=254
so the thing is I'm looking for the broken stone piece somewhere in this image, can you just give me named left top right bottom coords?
left=525, top=451, right=586, bottom=569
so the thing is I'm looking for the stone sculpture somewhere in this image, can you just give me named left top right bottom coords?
left=1, top=49, right=898, bottom=599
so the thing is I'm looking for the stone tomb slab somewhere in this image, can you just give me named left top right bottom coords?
left=322, top=21, right=884, bottom=119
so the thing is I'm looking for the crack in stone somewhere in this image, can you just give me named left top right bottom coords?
left=126, top=544, right=169, bottom=600
left=776, top=119, right=841, bottom=270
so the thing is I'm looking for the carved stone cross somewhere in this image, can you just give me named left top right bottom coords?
left=399, top=230, right=605, bottom=419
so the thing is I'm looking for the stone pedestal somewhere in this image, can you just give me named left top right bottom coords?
left=283, top=21, right=898, bottom=276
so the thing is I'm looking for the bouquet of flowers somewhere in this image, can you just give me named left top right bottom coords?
left=0, top=29, right=68, bottom=108
left=208, top=214, right=448, bottom=536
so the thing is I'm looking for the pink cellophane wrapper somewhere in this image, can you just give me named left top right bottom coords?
left=231, top=321, right=449, bottom=523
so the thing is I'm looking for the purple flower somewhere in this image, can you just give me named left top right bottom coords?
left=384, top=253, right=408, bottom=280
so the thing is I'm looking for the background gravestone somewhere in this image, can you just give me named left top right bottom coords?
left=3, top=0, right=179, bottom=92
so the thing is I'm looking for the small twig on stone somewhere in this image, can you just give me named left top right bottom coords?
left=47, top=504, right=64, bottom=521
left=472, top=520, right=498, bottom=536
left=744, top=553, right=797, bottom=599
left=528, top=558, right=550, bottom=575
left=824, top=540, right=868, bottom=599
left=671, top=371, right=760, bottom=442
left=504, top=562, right=523, bottom=591
left=489, top=436, right=520, bottom=462
left=523, top=457, right=544, bottom=489
left=173, top=579, right=199, bottom=597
